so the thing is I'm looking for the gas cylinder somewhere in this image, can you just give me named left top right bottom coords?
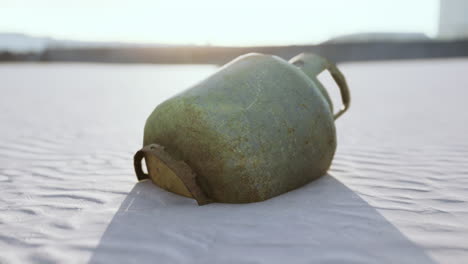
left=134, top=53, right=350, bottom=205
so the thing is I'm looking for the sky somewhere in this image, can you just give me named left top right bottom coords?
left=0, top=0, right=439, bottom=46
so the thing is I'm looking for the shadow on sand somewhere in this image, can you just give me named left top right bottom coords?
left=89, top=174, right=435, bottom=264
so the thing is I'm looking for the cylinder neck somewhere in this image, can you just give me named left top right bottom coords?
left=289, top=54, right=334, bottom=113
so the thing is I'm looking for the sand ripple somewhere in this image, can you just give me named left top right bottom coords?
left=1, top=61, right=468, bottom=263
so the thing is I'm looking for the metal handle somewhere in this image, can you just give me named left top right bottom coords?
left=325, top=59, right=351, bottom=120
left=134, top=148, right=149, bottom=181
left=133, top=144, right=212, bottom=205
left=290, top=53, right=350, bottom=120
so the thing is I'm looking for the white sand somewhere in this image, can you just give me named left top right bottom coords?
left=0, top=59, right=467, bottom=264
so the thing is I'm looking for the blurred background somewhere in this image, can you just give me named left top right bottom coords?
left=1, top=0, right=467, bottom=64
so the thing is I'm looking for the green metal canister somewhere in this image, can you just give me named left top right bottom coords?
left=134, top=53, right=350, bottom=205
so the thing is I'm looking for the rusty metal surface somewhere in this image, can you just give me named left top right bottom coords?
left=138, top=53, right=350, bottom=204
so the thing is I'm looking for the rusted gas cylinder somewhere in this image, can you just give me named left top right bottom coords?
left=134, top=53, right=350, bottom=205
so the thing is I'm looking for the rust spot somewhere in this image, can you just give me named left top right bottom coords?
left=287, top=127, right=295, bottom=134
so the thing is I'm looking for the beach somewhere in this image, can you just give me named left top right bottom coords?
left=1, top=59, right=467, bottom=263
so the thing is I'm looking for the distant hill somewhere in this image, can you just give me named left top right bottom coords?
left=0, top=33, right=162, bottom=53
left=0, top=33, right=52, bottom=53
left=323, top=32, right=430, bottom=44
left=1, top=32, right=436, bottom=53
left=1, top=32, right=468, bottom=64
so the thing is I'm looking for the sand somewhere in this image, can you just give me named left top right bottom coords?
left=0, top=59, right=467, bottom=264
